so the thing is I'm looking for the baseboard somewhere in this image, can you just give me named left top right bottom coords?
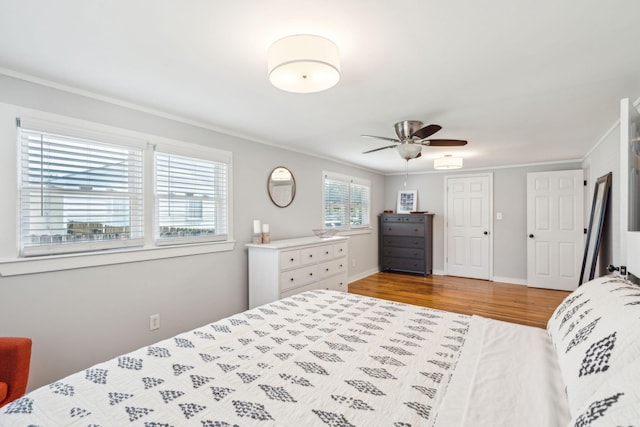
left=433, top=269, right=445, bottom=276
left=348, top=268, right=379, bottom=283
left=492, top=276, right=528, bottom=286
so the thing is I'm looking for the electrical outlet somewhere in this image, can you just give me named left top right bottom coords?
left=149, top=314, right=160, bottom=331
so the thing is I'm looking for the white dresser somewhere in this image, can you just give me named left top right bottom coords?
left=247, top=236, right=348, bottom=308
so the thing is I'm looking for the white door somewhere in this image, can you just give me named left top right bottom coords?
left=526, top=170, right=583, bottom=290
left=445, top=174, right=492, bottom=279
left=620, top=98, right=640, bottom=276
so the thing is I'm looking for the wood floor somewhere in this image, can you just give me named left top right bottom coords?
left=348, top=272, right=570, bottom=329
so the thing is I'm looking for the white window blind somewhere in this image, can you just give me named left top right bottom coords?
left=155, top=151, right=228, bottom=245
left=18, top=122, right=144, bottom=256
left=323, top=172, right=371, bottom=229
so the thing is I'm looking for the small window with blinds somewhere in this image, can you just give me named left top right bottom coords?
left=322, top=171, right=370, bottom=230
left=18, top=122, right=144, bottom=257
left=155, top=151, right=228, bottom=245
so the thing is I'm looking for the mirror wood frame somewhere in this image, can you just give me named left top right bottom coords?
left=267, top=166, right=296, bottom=208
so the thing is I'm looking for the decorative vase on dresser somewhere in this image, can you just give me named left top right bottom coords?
left=379, top=213, right=434, bottom=277
left=247, top=236, right=349, bottom=308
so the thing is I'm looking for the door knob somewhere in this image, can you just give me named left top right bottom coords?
left=529, top=234, right=534, bottom=238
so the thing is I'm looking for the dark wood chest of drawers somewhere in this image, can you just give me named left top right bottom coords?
left=379, top=213, right=434, bottom=276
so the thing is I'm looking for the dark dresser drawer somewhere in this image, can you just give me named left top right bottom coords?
left=381, top=257, right=426, bottom=274
left=381, top=236, right=425, bottom=249
left=381, top=222, right=424, bottom=237
left=382, top=246, right=424, bottom=259
left=381, top=214, right=427, bottom=224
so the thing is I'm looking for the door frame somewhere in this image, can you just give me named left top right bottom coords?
left=443, top=172, right=494, bottom=280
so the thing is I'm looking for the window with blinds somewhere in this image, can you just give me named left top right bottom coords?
left=18, top=123, right=144, bottom=256
left=322, top=172, right=370, bottom=230
left=155, top=151, right=228, bottom=245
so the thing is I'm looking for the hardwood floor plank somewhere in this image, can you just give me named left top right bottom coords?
left=348, top=272, right=570, bottom=329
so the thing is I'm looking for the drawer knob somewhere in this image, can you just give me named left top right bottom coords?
left=290, top=278, right=294, bottom=282
left=339, top=264, right=343, bottom=268
left=309, top=272, right=313, bottom=276
left=325, top=251, right=329, bottom=255
left=290, top=258, right=294, bottom=262
left=325, top=268, right=330, bottom=272
left=309, top=254, right=313, bottom=258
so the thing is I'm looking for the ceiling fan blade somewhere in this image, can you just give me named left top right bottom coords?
left=361, top=134, right=400, bottom=143
left=422, top=139, right=468, bottom=147
left=410, top=124, right=442, bottom=140
left=363, top=145, right=397, bottom=154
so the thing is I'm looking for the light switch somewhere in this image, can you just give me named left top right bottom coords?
left=496, top=212, right=503, bottom=220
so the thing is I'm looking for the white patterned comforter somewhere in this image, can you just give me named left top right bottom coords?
left=1, top=290, right=472, bottom=426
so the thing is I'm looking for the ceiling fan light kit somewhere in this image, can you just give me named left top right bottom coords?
left=268, top=34, right=340, bottom=93
left=434, top=154, right=463, bottom=170
left=397, top=143, right=423, bottom=160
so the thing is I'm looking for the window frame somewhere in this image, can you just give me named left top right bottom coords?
left=17, top=117, right=146, bottom=257
left=322, top=171, right=372, bottom=233
left=1, top=111, right=234, bottom=276
left=153, top=142, right=231, bottom=246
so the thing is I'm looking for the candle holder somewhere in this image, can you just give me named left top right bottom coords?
left=252, top=232, right=263, bottom=244
left=262, top=231, right=271, bottom=244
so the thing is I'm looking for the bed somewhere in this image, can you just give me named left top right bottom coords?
left=1, top=275, right=638, bottom=426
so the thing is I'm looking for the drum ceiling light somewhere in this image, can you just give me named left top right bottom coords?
left=268, top=34, right=340, bottom=93
left=434, top=155, right=463, bottom=170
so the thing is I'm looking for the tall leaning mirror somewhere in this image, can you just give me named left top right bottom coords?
left=268, top=166, right=296, bottom=208
left=579, top=172, right=612, bottom=285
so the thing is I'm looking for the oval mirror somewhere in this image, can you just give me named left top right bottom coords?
left=268, top=166, right=296, bottom=208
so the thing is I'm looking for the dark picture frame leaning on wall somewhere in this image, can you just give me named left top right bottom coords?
left=579, top=172, right=612, bottom=286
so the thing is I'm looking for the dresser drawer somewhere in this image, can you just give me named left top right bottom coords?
left=279, top=249, right=300, bottom=269
left=317, top=244, right=334, bottom=261
left=318, top=258, right=347, bottom=279
left=299, top=247, right=318, bottom=265
left=381, top=222, right=425, bottom=237
left=382, top=246, right=424, bottom=259
left=333, top=241, right=348, bottom=257
left=381, top=235, right=425, bottom=248
left=381, top=214, right=427, bottom=224
left=280, top=264, right=318, bottom=291
left=382, top=257, right=425, bottom=273
left=318, top=274, right=348, bottom=292
left=280, top=281, right=318, bottom=299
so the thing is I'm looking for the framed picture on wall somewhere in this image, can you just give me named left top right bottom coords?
left=397, top=190, right=417, bottom=214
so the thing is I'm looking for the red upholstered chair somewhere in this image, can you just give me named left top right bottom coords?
left=0, top=337, right=32, bottom=407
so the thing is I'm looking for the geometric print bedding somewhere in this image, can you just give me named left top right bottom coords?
left=547, top=276, right=640, bottom=425
left=1, top=290, right=470, bottom=426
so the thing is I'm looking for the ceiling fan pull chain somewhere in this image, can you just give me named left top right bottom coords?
left=404, top=160, right=408, bottom=187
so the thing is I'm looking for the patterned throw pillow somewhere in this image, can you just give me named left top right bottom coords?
left=547, top=275, right=640, bottom=417
left=566, top=367, right=640, bottom=427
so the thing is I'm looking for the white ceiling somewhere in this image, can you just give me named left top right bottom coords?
left=1, top=0, right=639, bottom=174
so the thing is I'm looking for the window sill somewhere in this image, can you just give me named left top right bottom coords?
left=337, top=228, right=372, bottom=236
left=0, top=240, right=236, bottom=277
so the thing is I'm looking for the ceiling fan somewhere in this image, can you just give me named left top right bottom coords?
left=362, top=120, right=467, bottom=160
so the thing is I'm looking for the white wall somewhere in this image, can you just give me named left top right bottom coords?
left=0, top=74, right=384, bottom=390
left=384, top=163, right=582, bottom=282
